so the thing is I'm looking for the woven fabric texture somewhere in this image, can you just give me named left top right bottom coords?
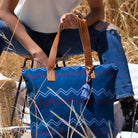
left=22, top=64, right=118, bottom=138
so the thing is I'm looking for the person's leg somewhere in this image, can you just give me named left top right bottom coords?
left=90, top=21, right=138, bottom=132
left=0, top=29, right=4, bottom=55
left=57, top=29, right=85, bottom=57
left=90, top=23, right=134, bottom=99
left=0, top=20, right=30, bottom=55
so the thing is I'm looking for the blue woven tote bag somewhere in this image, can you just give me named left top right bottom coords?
left=22, top=18, right=118, bottom=138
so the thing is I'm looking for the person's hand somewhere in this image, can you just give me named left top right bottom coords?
left=33, top=50, right=48, bottom=68
left=60, top=10, right=83, bottom=29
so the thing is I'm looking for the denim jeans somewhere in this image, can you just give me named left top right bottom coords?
left=0, top=20, right=134, bottom=99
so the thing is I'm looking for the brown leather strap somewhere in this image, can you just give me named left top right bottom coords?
left=77, top=18, right=95, bottom=79
left=47, top=17, right=95, bottom=81
left=47, top=25, right=62, bottom=81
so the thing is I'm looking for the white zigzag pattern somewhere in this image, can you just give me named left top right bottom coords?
left=22, top=68, right=47, bottom=73
left=108, top=89, right=115, bottom=99
left=92, top=88, right=112, bottom=97
left=31, top=118, right=109, bottom=129
left=30, top=88, right=112, bottom=99
left=22, top=64, right=115, bottom=74
left=60, top=66, right=85, bottom=71
left=35, top=88, right=82, bottom=99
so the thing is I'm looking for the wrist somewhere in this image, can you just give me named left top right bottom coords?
left=31, top=48, right=48, bottom=68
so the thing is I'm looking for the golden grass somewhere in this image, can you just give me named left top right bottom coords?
left=104, top=0, right=138, bottom=63
left=0, top=80, right=20, bottom=127
left=76, top=0, right=138, bottom=64
left=0, top=0, right=137, bottom=80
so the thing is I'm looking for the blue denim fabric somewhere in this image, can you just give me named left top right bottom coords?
left=0, top=21, right=30, bottom=55
left=0, top=20, right=134, bottom=99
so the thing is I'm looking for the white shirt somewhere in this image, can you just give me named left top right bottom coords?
left=15, top=0, right=81, bottom=33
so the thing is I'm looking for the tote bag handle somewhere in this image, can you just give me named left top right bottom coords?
left=47, top=17, right=95, bottom=81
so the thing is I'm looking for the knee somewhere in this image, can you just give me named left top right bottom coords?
left=0, top=20, right=11, bottom=43
left=0, top=33, right=4, bottom=55
left=0, top=21, right=7, bottom=55
left=0, top=20, right=12, bottom=35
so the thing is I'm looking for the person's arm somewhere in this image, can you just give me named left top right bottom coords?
left=84, top=0, right=104, bottom=26
left=0, top=0, right=48, bottom=67
left=60, top=0, right=104, bottom=28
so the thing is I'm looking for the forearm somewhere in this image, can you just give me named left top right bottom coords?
left=0, top=0, right=48, bottom=67
left=84, top=8, right=104, bottom=27
left=0, top=10, right=42, bottom=57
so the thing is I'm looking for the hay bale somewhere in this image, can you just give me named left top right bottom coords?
left=0, top=80, right=20, bottom=127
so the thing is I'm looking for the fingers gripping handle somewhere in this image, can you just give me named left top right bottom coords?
left=47, top=17, right=95, bottom=81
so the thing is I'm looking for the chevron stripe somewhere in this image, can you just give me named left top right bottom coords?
left=22, top=68, right=46, bottom=73
left=31, top=98, right=113, bottom=109
left=31, top=128, right=68, bottom=137
left=22, top=66, right=116, bottom=81
left=36, top=98, right=84, bottom=107
left=87, top=97, right=113, bottom=106
left=23, top=71, right=86, bottom=80
left=34, top=88, right=82, bottom=98
left=92, top=127, right=111, bottom=136
left=99, top=64, right=113, bottom=69
left=22, top=65, right=116, bottom=74
left=29, top=87, right=114, bottom=101
left=33, top=88, right=113, bottom=98
left=62, top=64, right=117, bottom=70
left=60, top=66, right=85, bottom=71
left=31, top=118, right=110, bottom=129
left=95, top=69, right=116, bottom=78
left=92, top=88, right=113, bottom=97
left=22, top=64, right=116, bottom=74
left=24, top=73, right=47, bottom=80
left=31, top=123, right=113, bottom=137
left=107, top=89, right=115, bottom=99
left=22, top=66, right=85, bottom=73
left=55, top=71, right=86, bottom=78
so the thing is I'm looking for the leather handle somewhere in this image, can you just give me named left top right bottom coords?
left=47, top=17, right=95, bottom=81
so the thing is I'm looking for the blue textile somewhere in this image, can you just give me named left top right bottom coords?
left=22, top=64, right=118, bottom=138
left=0, top=20, right=134, bottom=99
left=81, top=76, right=91, bottom=100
